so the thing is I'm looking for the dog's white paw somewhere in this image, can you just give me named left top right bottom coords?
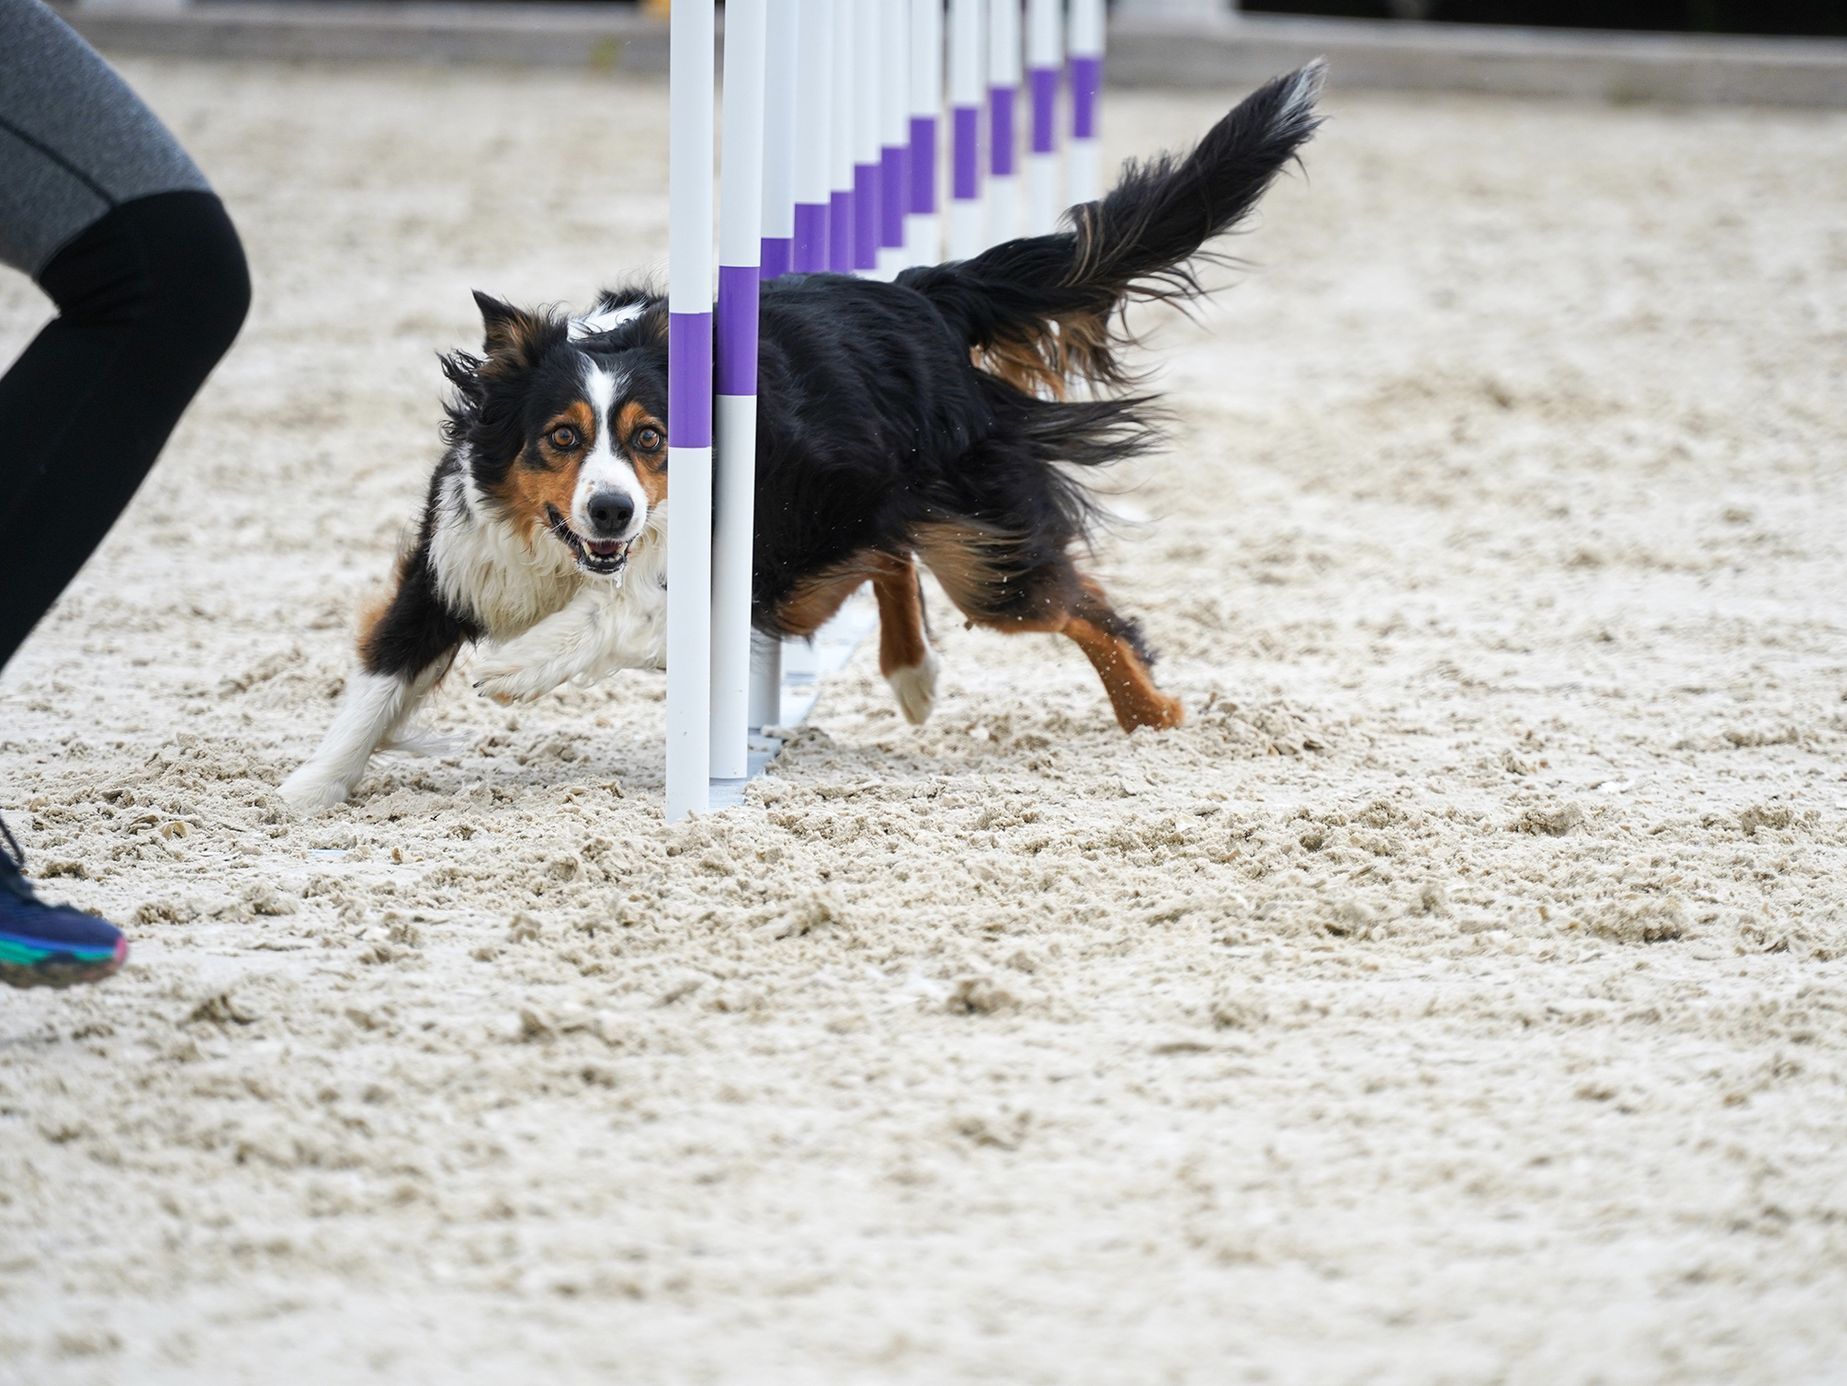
left=278, top=764, right=354, bottom=816
left=471, top=661, right=555, bottom=706
left=886, top=650, right=941, bottom=727
left=379, top=725, right=463, bottom=758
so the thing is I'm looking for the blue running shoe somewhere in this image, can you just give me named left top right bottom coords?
left=0, top=816, right=128, bottom=989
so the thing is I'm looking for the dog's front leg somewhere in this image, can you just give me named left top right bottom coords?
left=281, top=551, right=465, bottom=815
left=471, top=587, right=617, bottom=705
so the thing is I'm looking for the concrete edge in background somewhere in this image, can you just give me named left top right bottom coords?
left=50, top=2, right=1847, bottom=109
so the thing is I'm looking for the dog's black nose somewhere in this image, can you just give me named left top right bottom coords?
left=587, top=491, right=635, bottom=537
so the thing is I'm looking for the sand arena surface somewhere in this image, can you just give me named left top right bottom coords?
left=2, top=56, right=1845, bottom=1385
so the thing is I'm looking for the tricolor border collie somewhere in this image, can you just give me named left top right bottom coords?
left=281, top=63, right=1324, bottom=814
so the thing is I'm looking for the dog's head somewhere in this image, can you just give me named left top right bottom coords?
left=441, top=289, right=671, bottom=582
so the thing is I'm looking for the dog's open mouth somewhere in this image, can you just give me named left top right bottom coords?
left=547, top=506, right=631, bottom=577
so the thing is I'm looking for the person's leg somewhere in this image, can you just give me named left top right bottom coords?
left=0, top=191, right=249, bottom=664
left=0, top=0, right=249, bottom=987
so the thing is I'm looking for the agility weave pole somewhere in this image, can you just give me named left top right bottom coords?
left=665, top=0, right=1109, bottom=821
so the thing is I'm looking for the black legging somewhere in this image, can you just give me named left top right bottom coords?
left=0, top=190, right=248, bottom=668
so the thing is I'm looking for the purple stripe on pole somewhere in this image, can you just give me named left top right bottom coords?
left=853, top=161, right=879, bottom=270
left=879, top=145, right=906, bottom=249
left=793, top=202, right=827, bottom=273
left=951, top=105, right=980, bottom=200
left=760, top=237, right=792, bottom=283
left=989, top=85, right=1017, bottom=177
left=908, top=115, right=938, bottom=215
left=828, top=189, right=854, bottom=272
left=715, top=264, right=760, bottom=398
left=668, top=311, right=713, bottom=449
left=1071, top=56, right=1103, bottom=140
left=1029, top=66, right=1059, bottom=154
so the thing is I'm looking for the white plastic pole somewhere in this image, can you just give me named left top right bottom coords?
left=711, top=0, right=767, bottom=783
left=875, top=0, right=911, bottom=279
left=666, top=0, right=716, bottom=821
left=987, top=0, right=1022, bottom=248
left=828, top=0, right=856, bottom=271
left=1025, top=0, right=1062, bottom=235
left=947, top=0, right=984, bottom=260
left=905, top=0, right=944, bottom=267
left=751, top=0, right=797, bottom=732
left=852, top=0, right=882, bottom=274
left=1068, top=0, right=1105, bottom=206
left=759, top=0, right=799, bottom=280
left=793, top=0, right=832, bottom=273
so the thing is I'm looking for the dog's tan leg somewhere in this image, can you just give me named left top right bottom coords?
left=913, top=522, right=1181, bottom=733
left=774, top=565, right=871, bottom=639
left=1061, top=575, right=1183, bottom=732
left=870, top=554, right=940, bottom=725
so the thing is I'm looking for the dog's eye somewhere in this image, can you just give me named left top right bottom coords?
left=634, top=426, right=663, bottom=453
left=548, top=426, right=580, bottom=450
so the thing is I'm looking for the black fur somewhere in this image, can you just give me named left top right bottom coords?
left=901, top=59, right=1326, bottom=393
left=358, top=456, right=478, bottom=679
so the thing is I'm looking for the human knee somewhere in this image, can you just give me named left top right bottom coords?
left=139, top=193, right=251, bottom=363
left=42, top=191, right=250, bottom=365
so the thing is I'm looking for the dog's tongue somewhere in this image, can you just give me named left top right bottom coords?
left=588, top=540, right=624, bottom=559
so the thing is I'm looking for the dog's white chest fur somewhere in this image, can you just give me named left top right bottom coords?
left=429, top=463, right=669, bottom=676
left=461, top=501, right=671, bottom=705
left=559, top=521, right=671, bottom=679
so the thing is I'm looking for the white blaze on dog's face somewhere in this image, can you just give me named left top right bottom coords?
left=563, top=360, right=654, bottom=575
left=463, top=294, right=670, bottom=584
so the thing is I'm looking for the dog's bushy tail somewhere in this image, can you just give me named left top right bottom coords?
left=899, top=60, right=1325, bottom=396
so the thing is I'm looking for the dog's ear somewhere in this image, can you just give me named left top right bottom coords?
left=637, top=300, right=671, bottom=349
left=472, top=290, right=543, bottom=360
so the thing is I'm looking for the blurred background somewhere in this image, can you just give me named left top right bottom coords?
left=1248, top=0, right=1842, bottom=37
left=67, top=0, right=1847, bottom=39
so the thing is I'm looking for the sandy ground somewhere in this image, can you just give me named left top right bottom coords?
left=1, top=55, right=1844, bottom=1386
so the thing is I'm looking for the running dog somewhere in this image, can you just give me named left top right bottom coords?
left=280, top=62, right=1325, bottom=814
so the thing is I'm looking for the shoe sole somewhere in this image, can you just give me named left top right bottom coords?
left=0, top=934, right=128, bottom=990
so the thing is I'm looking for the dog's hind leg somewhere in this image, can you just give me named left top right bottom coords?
left=280, top=557, right=465, bottom=815
left=912, top=521, right=1182, bottom=733
left=1061, top=577, right=1184, bottom=733
left=871, top=554, right=940, bottom=726
left=771, top=552, right=942, bottom=726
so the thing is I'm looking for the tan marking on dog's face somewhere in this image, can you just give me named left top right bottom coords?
left=489, top=421, right=587, bottom=541
left=615, top=399, right=669, bottom=507
left=541, top=400, right=597, bottom=460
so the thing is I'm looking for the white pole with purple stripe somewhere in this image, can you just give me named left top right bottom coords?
left=1068, top=0, right=1106, bottom=206
left=666, top=0, right=715, bottom=821
left=711, top=0, right=767, bottom=782
left=852, top=0, right=883, bottom=274
left=905, top=0, right=943, bottom=267
left=793, top=0, right=832, bottom=274
left=759, top=0, right=798, bottom=282
left=1025, top=0, right=1062, bottom=235
left=946, top=0, right=984, bottom=261
left=875, top=0, right=911, bottom=279
left=751, top=0, right=798, bottom=732
left=829, top=0, right=856, bottom=272
left=987, top=0, right=1021, bottom=248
